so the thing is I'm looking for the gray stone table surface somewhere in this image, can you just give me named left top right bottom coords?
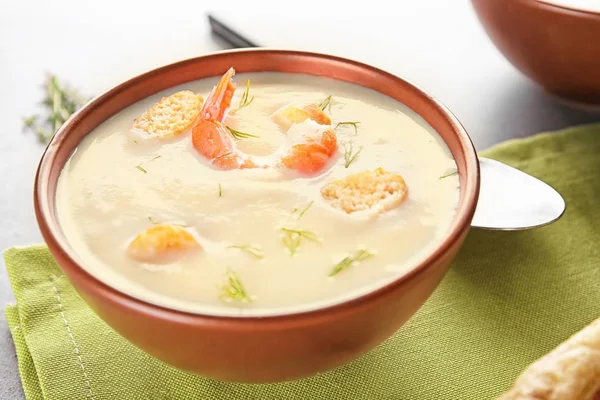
left=1, top=0, right=598, bottom=398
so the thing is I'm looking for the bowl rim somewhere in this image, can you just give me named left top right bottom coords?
left=531, top=0, right=600, bottom=16
left=34, top=48, right=480, bottom=323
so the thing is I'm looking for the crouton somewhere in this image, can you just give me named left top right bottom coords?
left=133, top=90, right=204, bottom=138
left=320, top=167, right=408, bottom=214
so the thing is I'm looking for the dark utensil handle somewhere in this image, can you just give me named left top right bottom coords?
left=208, top=14, right=261, bottom=48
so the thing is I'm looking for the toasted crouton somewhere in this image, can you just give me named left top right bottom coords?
left=133, top=90, right=204, bottom=138
left=320, top=167, right=408, bottom=214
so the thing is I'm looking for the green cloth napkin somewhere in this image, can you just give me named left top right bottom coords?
left=5, top=124, right=600, bottom=400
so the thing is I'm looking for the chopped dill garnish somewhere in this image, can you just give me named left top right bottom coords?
left=226, top=126, right=259, bottom=140
left=232, top=80, right=254, bottom=112
left=146, top=216, right=188, bottom=227
left=297, top=201, right=314, bottom=219
left=439, top=169, right=458, bottom=179
left=281, top=231, right=301, bottom=255
left=134, top=154, right=161, bottom=173
left=280, top=227, right=320, bottom=255
left=227, top=245, right=264, bottom=259
left=133, top=139, right=138, bottom=144
left=219, top=267, right=251, bottom=303
left=218, top=183, right=223, bottom=197
left=281, top=228, right=319, bottom=242
left=318, top=95, right=332, bottom=112
left=328, top=249, right=374, bottom=277
left=292, top=201, right=314, bottom=220
left=343, top=142, right=363, bottom=168
left=335, top=121, right=360, bottom=135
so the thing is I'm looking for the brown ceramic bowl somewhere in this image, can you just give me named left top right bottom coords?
left=471, top=0, right=600, bottom=106
left=34, top=49, right=480, bottom=383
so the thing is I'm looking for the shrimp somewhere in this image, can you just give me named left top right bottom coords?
left=272, top=103, right=331, bottom=132
left=127, top=224, right=201, bottom=263
left=280, top=125, right=338, bottom=175
left=191, top=67, right=338, bottom=176
left=273, top=101, right=338, bottom=175
left=191, top=68, right=259, bottom=170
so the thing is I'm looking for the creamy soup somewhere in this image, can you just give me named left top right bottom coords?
left=55, top=70, right=460, bottom=317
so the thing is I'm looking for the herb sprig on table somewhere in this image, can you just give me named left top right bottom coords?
left=23, top=75, right=90, bottom=143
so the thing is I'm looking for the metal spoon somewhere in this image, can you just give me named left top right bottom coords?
left=472, top=158, right=565, bottom=230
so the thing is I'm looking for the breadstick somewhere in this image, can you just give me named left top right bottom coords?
left=498, top=317, right=600, bottom=400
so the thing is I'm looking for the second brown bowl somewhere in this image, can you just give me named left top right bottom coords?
left=472, top=0, right=600, bottom=106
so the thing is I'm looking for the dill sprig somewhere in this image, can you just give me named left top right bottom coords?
left=328, top=249, right=374, bottom=277
left=228, top=245, right=264, bottom=259
left=219, top=268, right=251, bottom=303
left=281, top=232, right=301, bottom=255
left=146, top=217, right=189, bottom=227
left=218, top=183, right=223, bottom=197
left=135, top=154, right=161, bottom=173
left=22, top=75, right=89, bottom=143
left=281, top=228, right=319, bottom=242
left=280, top=227, right=320, bottom=255
left=318, top=95, right=332, bottom=113
left=343, top=142, right=363, bottom=168
left=439, top=169, right=458, bottom=179
left=292, top=201, right=314, bottom=220
left=335, top=121, right=360, bottom=135
left=232, top=80, right=254, bottom=112
left=226, top=126, right=259, bottom=140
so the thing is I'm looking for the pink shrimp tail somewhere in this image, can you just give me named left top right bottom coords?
left=192, top=68, right=261, bottom=170
left=200, top=67, right=236, bottom=122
